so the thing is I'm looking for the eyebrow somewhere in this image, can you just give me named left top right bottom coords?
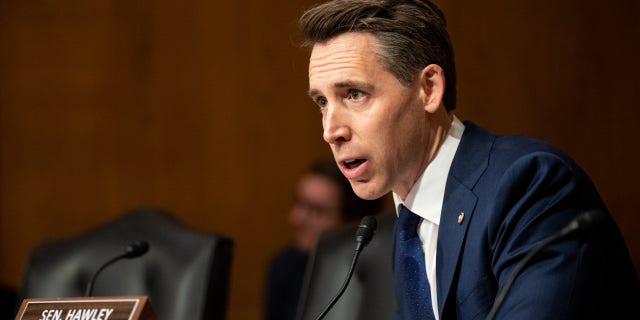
left=307, top=88, right=321, bottom=99
left=307, top=80, right=374, bottom=98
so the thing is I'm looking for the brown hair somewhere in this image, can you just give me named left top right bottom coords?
left=299, top=0, right=457, bottom=111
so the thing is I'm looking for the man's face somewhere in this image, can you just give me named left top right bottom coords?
left=308, top=32, right=433, bottom=200
left=289, top=173, right=341, bottom=252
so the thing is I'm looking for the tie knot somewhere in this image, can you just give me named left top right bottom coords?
left=397, top=204, right=421, bottom=240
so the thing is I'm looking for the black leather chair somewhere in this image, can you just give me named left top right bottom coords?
left=19, top=207, right=233, bottom=320
left=296, top=212, right=396, bottom=320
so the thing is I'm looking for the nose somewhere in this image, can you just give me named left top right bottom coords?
left=322, top=105, right=350, bottom=144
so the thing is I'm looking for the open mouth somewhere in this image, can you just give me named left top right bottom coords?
left=343, top=159, right=366, bottom=169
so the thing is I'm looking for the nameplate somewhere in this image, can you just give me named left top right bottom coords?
left=15, top=296, right=157, bottom=320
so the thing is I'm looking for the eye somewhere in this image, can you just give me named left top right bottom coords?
left=347, top=89, right=366, bottom=101
left=315, top=96, right=328, bottom=109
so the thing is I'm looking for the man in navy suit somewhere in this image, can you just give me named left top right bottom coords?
left=298, top=0, right=639, bottom=319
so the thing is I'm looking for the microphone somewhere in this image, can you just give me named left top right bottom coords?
left=85, top=241, right=150, bottom=297
left=486, top=209, right=606, bottom=320
left=355, top=215, right=377, bottom=250
left=314, top=215, right=377, bottom=320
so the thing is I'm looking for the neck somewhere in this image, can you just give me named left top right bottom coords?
left=425, top=112, right=452, bottom=163
left=397, top=111, right=453, bottom=201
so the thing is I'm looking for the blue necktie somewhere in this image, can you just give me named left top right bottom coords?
left=394, top=204, right=435, bottom=320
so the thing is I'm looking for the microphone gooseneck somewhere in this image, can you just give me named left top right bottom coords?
left=85, top=240, right=150, bottom=297
left=485, top=209, right=606, bottom=320
left=314, top=215, right=378, bottom=320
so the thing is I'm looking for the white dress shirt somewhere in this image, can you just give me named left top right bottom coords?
left=393, top=116, right=465, bottom=319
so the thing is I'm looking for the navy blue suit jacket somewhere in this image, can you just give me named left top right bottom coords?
left=399, top=122, right=639, bottom=319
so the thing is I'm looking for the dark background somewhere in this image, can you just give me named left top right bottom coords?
left=1, top=1, right=638, bottom=319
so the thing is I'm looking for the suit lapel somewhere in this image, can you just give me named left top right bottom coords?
left=436, top=121, right=494, bottom=316
left=436, top=179, right=476, bottom=315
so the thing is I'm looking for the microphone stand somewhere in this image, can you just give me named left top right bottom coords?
left=85, top=253, right=129, bottom=297
left=85, top=241, right=150, bottom=297
left=313, top=215, right=377, bottom=320
left=485, top=231, right=561, bottom=320
left=485, top=209, right=605, bottom=320
left=314, top=245, right=364, bottom=320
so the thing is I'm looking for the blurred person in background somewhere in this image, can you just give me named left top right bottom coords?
left=263, top=158, right=384, bottom=320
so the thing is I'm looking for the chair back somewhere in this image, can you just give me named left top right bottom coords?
left=20, top=207, right=233, bottom=320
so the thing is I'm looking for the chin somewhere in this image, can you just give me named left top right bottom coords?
left=351, top=181, right=386, bottom=200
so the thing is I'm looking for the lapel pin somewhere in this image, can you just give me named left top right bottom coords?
left=457, top=211, right=465, bottom=224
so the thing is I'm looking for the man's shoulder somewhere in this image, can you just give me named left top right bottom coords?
left=461, top=121, right=570, bottom=161
left=454, top=121, right=586, bottom=189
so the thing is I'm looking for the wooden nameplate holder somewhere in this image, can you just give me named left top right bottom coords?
left=15, top=296, right=157, bottom=320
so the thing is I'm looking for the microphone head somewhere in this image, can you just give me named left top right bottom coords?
left=355, top=215, right=377, bottom=248
left=573, top=209, right=607, bottom=236
left=562, top=209, right=607, bottom=239
left=123, top=241, right=150, bottom=259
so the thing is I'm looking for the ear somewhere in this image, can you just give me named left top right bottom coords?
left=418, top=64, right=446, bottom=113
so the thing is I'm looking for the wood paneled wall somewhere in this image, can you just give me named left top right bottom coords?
left=1, top=0, right=637, bottom=319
